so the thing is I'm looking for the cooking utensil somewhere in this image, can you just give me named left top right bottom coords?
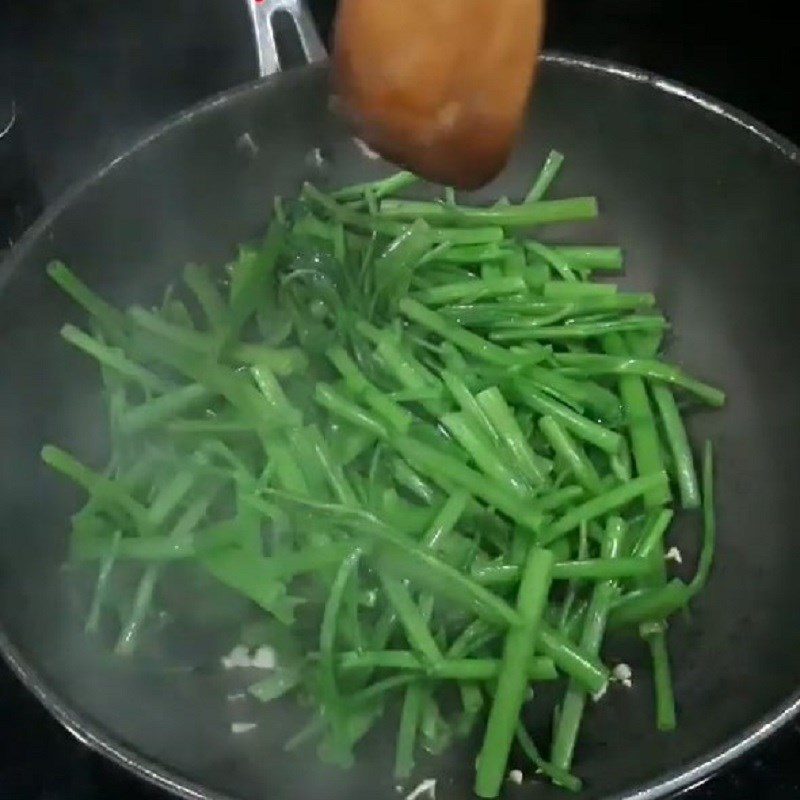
left=332, top=0, right=545, bottom=188
left=1, top=2, right=799, bottom=799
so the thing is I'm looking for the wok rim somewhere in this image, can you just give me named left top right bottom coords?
left=1, top=51, right=799, bottom=800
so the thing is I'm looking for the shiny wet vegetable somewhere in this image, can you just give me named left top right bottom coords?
left=43, top=153, right=722, bottom=796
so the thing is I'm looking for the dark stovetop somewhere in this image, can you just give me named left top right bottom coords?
left=1, top=1, right=799, bottom=799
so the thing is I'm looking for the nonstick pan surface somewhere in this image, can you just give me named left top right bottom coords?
left=1, top=54, right=799, bottom=800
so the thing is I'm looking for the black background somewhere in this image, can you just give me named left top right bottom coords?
left=1, top=1, right=799, bottom=798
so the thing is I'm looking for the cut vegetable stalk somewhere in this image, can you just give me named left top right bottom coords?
left=550, top=517, right=626, bottom=771
left=42, top=162, right=723, bottom=796
left=475, top=547, right=554, bottom=798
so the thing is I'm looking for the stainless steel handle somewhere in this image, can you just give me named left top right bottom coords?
left=244, top=0, right=327, bottom=78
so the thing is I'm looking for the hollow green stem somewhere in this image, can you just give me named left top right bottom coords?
left=514, top=378, right=622, bottom=454
left=541, top=472, right=668, bottom=545
left=379, top=197, right=598, bottom=228
left=653, top=384, right=700, bottom=509
left=475, top=547, right=554, bottom=798
left=539, top=415, right=602, bottom=495
left=550, top=517, right=626, bottom=770
left=524, top=150, right=565, bottom=202
left=400, top=297, right=548, bottom=367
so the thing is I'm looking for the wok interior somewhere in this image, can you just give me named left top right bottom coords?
left=1, top=62, right=799, bottom=800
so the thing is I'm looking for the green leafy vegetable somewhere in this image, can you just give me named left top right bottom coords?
left=42, top=157, right=723, bottom=796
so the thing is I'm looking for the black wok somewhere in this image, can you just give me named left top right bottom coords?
left=1, top=4, right=800, bottom=800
